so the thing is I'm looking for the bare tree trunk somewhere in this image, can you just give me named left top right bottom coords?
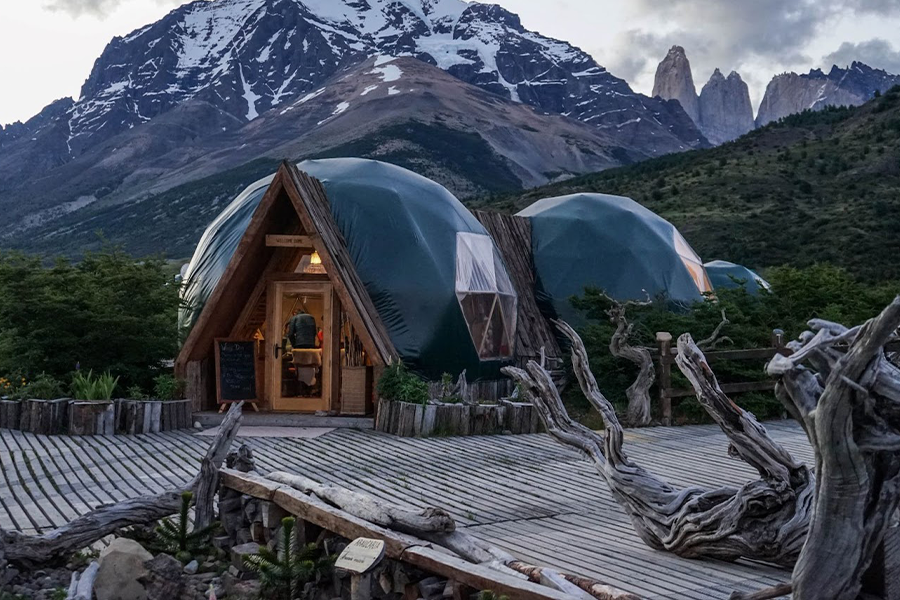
left=605, top=302, right=655, bottom=426
left=0, top=402, right=244, bottom=568
left=766, top=298, right=900, bottom=600
left=502, top=321, right=812, bottom=565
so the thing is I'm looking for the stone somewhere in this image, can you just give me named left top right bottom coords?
left=139, top=553, right=185, bottom=599
left=652, top=45, right=700, bottom=124
left=183, top=559, right=199, bottom=575
left=222, top=571, right=262, bottom=598
left=95, top=538, right=154, bottom=600
left=230, top=542, right=260, bottom=572
left=261, top=501, right=290, bottom=529
left=697, top=69, right=755, bottom=145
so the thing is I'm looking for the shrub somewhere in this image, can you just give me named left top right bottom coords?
left=153, top=374, right=183, bottom=400
left=376, top=362, right=429, bottom=404
left=126, top=385, right=149, bottom=400
left=16, top=373, right=65, bottom=400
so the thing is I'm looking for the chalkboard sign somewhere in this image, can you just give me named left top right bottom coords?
left=215, top=339, right=257, bottom=404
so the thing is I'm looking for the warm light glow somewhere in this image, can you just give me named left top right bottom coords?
left=310, top=251, right=322, bottom=265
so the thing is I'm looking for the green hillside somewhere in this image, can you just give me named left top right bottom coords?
left=472, top=86, right=900, bottom=281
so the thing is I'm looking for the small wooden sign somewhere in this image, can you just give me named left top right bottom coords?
left=266, top=234, right=312, bottom=248
left=334, top=538, right=385, bottom=573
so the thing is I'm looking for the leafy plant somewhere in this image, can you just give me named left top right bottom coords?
left=477, top=592, right=509, bottom=600
left=151, top=491, right=217, bottom=562
left=0, top=372, right=26, bottom=399
left=14, top=372, right=65, bottom=400
left=70, top=370, right=119, bottom=401
left=243, top=517, right=334, bottom=600
left=376, top=361, right=429, bottom=405
left=126, top=385, right=149, bottom=400
left=153, top=373, right=183, bottom=401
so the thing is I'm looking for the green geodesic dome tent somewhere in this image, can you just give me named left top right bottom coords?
left=704, top=260, right=770, bottom=295
left=179, top=158, right=517, bottom=380
left=517, top=193, right=713, bottom=324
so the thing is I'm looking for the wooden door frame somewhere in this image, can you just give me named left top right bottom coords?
left=266, top=280, right=336, bottom=412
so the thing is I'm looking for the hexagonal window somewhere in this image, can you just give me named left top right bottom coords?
left=455, top=232, right=518, bottom=360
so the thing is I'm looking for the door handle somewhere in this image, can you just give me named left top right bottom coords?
left=274, top=343, right=283, bottom=359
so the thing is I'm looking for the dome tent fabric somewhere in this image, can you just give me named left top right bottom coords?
left=517, top=193, right=713, bottom=324
left=179, top=158, right=517, bottom=380
left=705, top=260, right=770, bottom=295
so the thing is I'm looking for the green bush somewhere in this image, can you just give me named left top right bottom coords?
left=0, top=250, right=180, bottom=391
left=15, top=372, right=65, bottom=400
left=153, top=374, right=183, bottom=400
left=567, top=264, right=900, bottom=425
left=376, top=362, right=430, bottom=404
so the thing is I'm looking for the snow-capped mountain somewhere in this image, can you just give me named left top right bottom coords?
left=3, top=0, right=701, bottom=163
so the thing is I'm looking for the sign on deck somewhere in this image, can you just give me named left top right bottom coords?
left=335, top=538, right=385, bottom=573
left=214, top=338, right=258, bottom=408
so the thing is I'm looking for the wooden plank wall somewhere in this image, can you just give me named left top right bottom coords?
left=473, top=211, right=561, bottom=364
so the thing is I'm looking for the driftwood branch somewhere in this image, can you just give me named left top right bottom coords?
left=502, top=320, right=811, bottom=567
left=65, top=560, right=99, bottom=600
left=696, top=309, right=733, bottom=350
left=0, top=402, right=244, bottom=568
left=266, top=470, right=637, bottom=600
left=764, top=297, right=900, bottom=600
left=601, top=294, right=655, bottom=426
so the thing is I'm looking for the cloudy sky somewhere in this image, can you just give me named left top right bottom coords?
left=2, top=0, right=900, bottom=125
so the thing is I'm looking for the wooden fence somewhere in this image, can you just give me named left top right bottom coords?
left=653, top=330, right=900, bottom=425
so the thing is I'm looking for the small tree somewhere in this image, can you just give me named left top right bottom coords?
left=244, top=517, right=333, bottom=600
left=152, top=491, right=218, bottom=562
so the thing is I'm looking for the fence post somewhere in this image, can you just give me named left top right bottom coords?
left=772, top=329, right=786, bottom=355
left=656, top=332, right=673, bottom=426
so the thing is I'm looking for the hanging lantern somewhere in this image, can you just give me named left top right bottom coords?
left=303, top=251, right=326, bottom=274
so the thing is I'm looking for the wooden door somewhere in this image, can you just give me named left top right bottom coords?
left=266, top=281, right=335, bottom=412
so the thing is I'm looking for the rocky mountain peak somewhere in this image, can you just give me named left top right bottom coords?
left=756, top=62, right=900, bottom=126
left=653, top=45, right=700, bottom=123
left=698, top=67, right=755, bottom=145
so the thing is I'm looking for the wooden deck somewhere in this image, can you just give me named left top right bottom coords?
left=0, top=421, right=812, bottom=599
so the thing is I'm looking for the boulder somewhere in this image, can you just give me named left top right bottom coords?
left=230, top=542, right=260, bottom=572
left=95, top=538, right=153, bottom=600
left=139, top=553, right=185, bottom=599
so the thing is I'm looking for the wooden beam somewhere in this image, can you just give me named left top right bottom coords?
left=279, top=162, right=397, bottom=366
left=266, top=234, right=313, bottom=248
left=220, top=470, right=575, bottom=600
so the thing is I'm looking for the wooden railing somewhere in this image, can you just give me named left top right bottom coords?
left=653, top=330, right=900, bottom=425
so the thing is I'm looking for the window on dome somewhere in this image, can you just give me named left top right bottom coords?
left=673, top=231, right=714, bottom=294
left=455, top=232, right=518, bottom=360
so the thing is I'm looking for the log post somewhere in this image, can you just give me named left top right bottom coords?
left=655, top=332, right=673, bottom=426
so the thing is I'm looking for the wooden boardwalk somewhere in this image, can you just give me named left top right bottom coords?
left=0, top=421, right=812, bottom=599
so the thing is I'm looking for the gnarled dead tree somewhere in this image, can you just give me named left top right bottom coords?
left=0, top=402, right=245, bottom=569
left=603, top=296, right=656, bottom=426
left=750, top=297, right=900, bottom=600
left=502, top=321, right=812, bottom=565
